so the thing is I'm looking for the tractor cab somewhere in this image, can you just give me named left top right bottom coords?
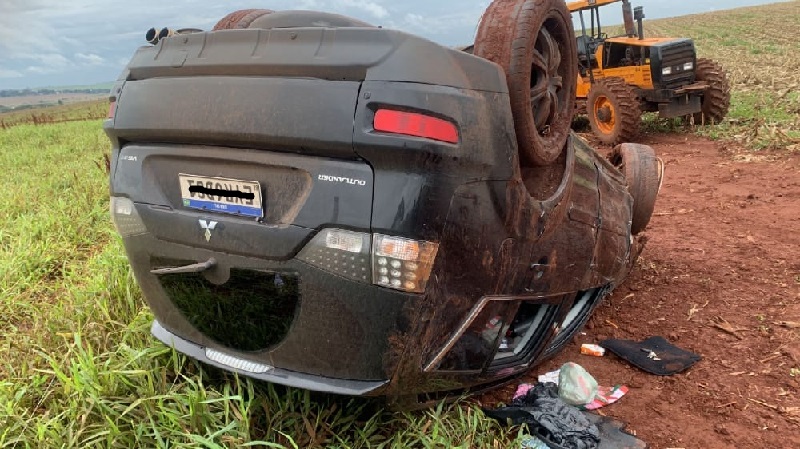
left=571, top=0, right=646, bottom=78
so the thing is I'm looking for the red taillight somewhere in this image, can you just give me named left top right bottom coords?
left=107, top=100, right=116, bottom=119
left=373, top=109, right=459, bottom=144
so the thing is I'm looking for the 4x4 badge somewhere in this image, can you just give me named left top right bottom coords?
left=199, top=219, right=218, bottom=242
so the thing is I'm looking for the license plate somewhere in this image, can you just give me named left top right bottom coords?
left=178, top=174, right=263, bottom=218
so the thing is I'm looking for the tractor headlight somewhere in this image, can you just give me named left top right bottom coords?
left=662, top=66, right=672, bottom=75
left=683, top=62, right=694, bottom=71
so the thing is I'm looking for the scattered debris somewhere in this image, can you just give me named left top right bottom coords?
left=520, top=435, right=550, bottom=449
left=601, top=336, right=702, bottom=375
left=653, top=208, right=694, bottom=216
left=485, top=382, right=601, bottom=449
left=747, top=398, right=800, bottom=423
left=519, top=365, right=629, bottom=411
left=490, top=380, right=641, bottom=449
left=687, top=300, right=709, bottom=321
left=538, top=370, right=561, bottom=385
left=560, top=363, right=599, bottom=406
left=584, top=413, right=647, bottom=449
left=644, top=349, right=662, bottom=361
left=775, top=321, right=800, bottom=329
left=710, top=316, right=748, bottom=340
left=581, top=344, right=606, bottom=357
left=584, top=385, right=629, bottom=411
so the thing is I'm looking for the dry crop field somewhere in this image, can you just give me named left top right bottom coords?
left=0, top=100, right=107, bottom=129
left=1, top=2, right=798, bottom=448
left=643, top=0, right=800, bottom=150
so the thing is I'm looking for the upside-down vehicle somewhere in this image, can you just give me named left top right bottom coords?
left=106, top=0, right=662, bottom=408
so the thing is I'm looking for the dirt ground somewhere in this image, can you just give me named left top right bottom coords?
left=481, top=132, right=800, bottom=448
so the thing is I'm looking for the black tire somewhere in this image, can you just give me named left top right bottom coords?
left=587, top=78, right=641, bottom=145
left=474, top=0, right=577, bottom=166
left=692, top=58, right=730, bottom=125
left=248, top=10, right=374, bottom=29
left=212, top=9, right=274, bottom=30
left=610, top=143, right=662, bottom=234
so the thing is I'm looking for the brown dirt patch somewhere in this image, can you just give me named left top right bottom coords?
left=480, top=132, right=800, bottom=448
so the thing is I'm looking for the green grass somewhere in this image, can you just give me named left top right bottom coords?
left=0, top=120, right=522, bottom=447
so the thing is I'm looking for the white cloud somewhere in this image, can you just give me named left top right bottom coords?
left=75, top=53, right=106, bottom=65
left=335, top=0, right=388, bottom=19
left=295, top=0, right=388, bottom=20
left=0, top=69, right=23, bottom=78
left=21, top=53, right=72, bottom=74
left=0, top=0, right=788, bottom=90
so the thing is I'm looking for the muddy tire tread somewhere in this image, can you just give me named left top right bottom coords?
left=474, top=0, right=577, bottom=166
left=587, top=77, right=641, bottom=145
left=212, top=9, right=274, bottom=31
left=613, top=143, right=661, bottom=234
left=693, top=58, right=731, bottom=125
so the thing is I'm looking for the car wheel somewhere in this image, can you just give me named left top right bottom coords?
left=212, top=9, right=274, bottom=30
left=610, top=143, right=663, bottom=234
left=473, top=0, right=577, bottom=166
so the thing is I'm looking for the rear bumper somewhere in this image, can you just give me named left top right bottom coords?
left=124, top=230, right=416, bottom=387
left=151, top=320, right=389, bottom=396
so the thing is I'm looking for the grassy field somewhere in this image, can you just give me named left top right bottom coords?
left=1, top=2, right=798, bottom=448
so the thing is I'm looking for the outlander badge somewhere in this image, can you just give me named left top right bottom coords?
left=199, top=219, right=218, bottom=242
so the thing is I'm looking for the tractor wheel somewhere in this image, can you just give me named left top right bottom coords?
left=587, top=78, right=641, bottom=145
left=212, top=9, right=273, bottom=30
left=610, top=143, right=663, bottom=234
left=474, top=0, right=577, bottom=166
left=692, top=58, right=730, bottom=125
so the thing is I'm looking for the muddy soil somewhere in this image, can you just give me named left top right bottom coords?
left=480, top=132, right=800, bottom=448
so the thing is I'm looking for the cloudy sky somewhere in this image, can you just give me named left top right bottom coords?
left=0, top=0, right=794, bottom=89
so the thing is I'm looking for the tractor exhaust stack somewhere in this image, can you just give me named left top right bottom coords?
left=622, top=0, right=636, bottom=37
left=634, top=6, right=645, bottom=40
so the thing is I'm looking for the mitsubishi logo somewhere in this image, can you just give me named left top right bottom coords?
left=198, top=219, right=218, bottom=242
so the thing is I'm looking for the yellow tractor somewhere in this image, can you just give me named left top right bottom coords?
left=568, top=0, right=730, bottom=144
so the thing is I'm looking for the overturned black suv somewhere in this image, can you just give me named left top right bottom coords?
left=106, top=1, right=661, bottom=407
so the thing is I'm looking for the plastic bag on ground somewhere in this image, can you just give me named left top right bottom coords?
left=558, top=362, right=599, bottom=406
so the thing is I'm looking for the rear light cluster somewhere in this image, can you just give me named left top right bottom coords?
left=298, top=229, right=439, bottom=293
left=373, top=109, right=459, bottom=144
left=297, top=229, right=371, bottom=283
left=110, top=197, right=148, bottom=237
left=373, top=235, right=438, bottom=292
left=107, top=100, right=116, bottom=120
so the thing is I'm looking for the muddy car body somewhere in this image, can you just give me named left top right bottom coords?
left=106, top=8, right=653, bottom=406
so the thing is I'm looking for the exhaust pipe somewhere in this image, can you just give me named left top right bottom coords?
left=158, top=27, right=176, bottom=40
left=145, top=27, right=203, bottom=45
left=145, top=27, right=160, bottom=45
left=634, top=6, right=646, bottom=40
left=622, top=0, right=636, bottom=38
